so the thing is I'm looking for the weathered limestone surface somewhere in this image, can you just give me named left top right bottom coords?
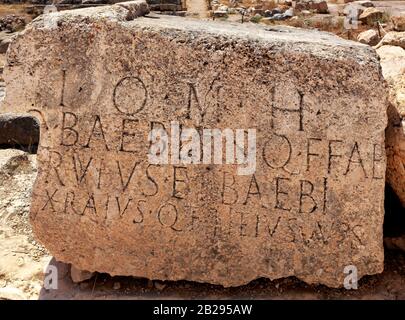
left=0, top=1, right=387, bottom=287
left=377, top=45, right=405, bottom=208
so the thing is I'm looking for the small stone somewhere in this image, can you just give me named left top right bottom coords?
left=213, top=10, right=228, bottom=18
left=284, top=8, right=294, bottom=17
left=0, top=15, right=25, bottom=33
left=0, top=114, right=39, bottom=148
left=70, top=265, right=94, bottom=283
left=113, top=282, right=121, bottom=290
left=217, top=5, right=229, bottom=12
left=384, top=236, right=405, bottom=252
left=0, top=287, right=26, bottom=300
left=5, top=1, right=387, bottom=289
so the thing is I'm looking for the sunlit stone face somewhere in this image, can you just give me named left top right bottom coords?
left=0, top=1, right=387, bottom=287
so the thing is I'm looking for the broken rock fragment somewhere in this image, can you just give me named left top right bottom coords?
left=0, top=1, right=387, bottom=287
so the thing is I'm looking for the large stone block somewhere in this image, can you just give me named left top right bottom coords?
left=0, top=1, right=387, bottom=287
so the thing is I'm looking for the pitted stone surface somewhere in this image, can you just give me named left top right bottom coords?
left=0, top=2, right=387, bottom=287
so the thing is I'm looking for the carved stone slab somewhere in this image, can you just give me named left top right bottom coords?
left=1, top=1, right=387, bottom=287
